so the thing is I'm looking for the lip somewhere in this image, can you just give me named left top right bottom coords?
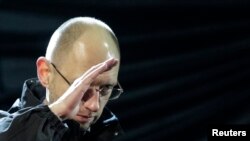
left=76, top=114, right=93, bottom=123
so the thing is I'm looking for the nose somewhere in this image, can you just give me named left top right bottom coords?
left=82, top=88, right=100, bottom=112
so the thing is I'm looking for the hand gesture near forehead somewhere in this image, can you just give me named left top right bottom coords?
left=49, top=58, right=118, bottom=120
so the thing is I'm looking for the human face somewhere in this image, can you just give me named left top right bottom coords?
left=50, top=62, right=122, bottom=129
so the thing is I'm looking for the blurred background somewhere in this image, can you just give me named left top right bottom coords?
left=0, top=0, right=250, bottom=141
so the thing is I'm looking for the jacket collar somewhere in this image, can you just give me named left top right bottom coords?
left=20, top=78, right=46, bottom=108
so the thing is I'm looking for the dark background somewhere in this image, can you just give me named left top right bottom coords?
left=0, top=0, right=250, bottom=141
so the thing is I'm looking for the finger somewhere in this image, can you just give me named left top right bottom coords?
left=67, top=58, right=118, bottom=100
left=73, top=58, right=118, bottom=87
left=83, top=58, right=118, bottom=82
left=81, top=57, right=117, bottom=80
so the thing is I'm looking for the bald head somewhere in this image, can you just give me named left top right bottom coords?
left=45, top=17, right=120, bottom=67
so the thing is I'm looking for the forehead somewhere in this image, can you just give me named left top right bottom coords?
left=62, top=28, right=120, bottom=83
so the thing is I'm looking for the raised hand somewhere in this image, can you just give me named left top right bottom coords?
left=49, top=58, right=118, bottom=120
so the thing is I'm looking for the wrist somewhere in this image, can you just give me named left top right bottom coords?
left=49, top=103, right=67, bottom=121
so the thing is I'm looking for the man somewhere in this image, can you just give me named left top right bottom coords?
left=0, top=17, right=124, bottom=141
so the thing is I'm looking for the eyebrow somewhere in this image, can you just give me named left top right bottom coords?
left=91, top=79, right=117, bottom=86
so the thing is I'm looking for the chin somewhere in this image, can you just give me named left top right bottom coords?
left=79, top=117, right=98, bottom=130
left=80, top=123, right=91, bottom=130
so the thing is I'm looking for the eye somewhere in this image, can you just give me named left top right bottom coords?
left=100, top=85, right=114, bottom=96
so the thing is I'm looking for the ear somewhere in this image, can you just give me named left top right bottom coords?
left=36, top=57, right=51, bottom=88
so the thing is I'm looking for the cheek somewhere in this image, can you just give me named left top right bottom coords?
left=97, top=100, right=109, bottom=115
left=48, top=77, right=68, bottom=104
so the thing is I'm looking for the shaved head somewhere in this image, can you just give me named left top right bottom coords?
left=45, top=17, right=120, bottom=67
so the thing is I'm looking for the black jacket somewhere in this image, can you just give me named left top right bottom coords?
left=0, top=78, right=123, bottom=141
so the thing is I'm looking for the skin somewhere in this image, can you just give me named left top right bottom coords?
left=36, top=17, right=120, bottom=130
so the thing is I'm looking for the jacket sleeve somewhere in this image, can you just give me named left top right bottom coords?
left=0, top=105, right=67, bottom=141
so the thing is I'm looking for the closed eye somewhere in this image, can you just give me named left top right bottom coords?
left=100, top=85, right=114, bottom=96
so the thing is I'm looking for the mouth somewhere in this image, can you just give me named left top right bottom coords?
left=75, top=114, right=94, bottom=124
